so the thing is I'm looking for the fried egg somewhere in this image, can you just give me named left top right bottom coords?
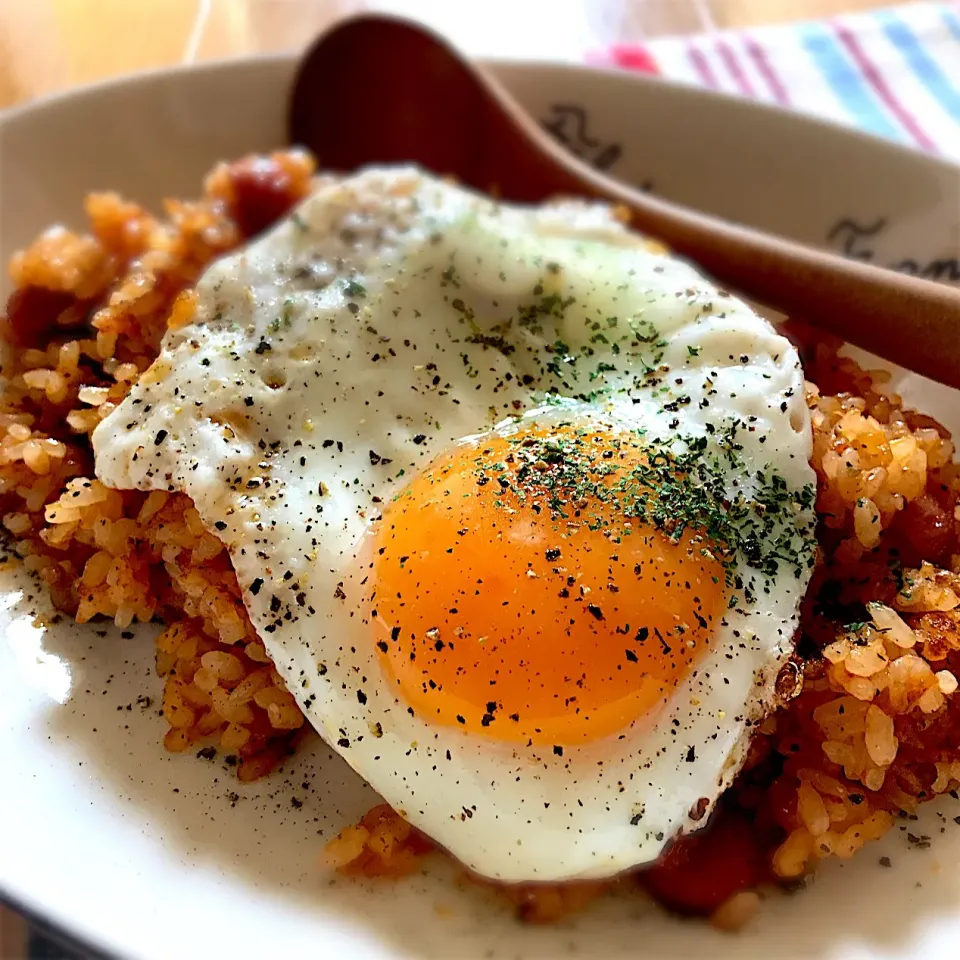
left=93, top=167, right=817, bottom=882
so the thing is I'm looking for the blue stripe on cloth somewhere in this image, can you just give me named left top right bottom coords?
left=942, top=7, right=960, bottom=45
left=879, top=10, right=960, bottom=122
left=798, top=22, right=909, bottom=143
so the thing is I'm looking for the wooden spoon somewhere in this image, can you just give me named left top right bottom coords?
left=289, top=13, right=960, bottom=388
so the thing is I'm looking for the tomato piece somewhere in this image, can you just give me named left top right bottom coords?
left=893, top=494, right=954, bottom=565
left=226, top=157, right=300, bottom=238
left=2, top=285, right=76, bottom=348
left=640, top=810, right=765, bottom=915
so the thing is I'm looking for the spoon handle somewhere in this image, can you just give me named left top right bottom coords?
left=602, top=179, right=960, bottom=387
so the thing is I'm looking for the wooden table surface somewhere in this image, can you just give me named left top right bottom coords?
left=0, top=0, right=917, bottom=955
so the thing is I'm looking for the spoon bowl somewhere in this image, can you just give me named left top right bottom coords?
left=290, top=14, right=960, bottom=387
left=289, top=15, right=590, bottom=202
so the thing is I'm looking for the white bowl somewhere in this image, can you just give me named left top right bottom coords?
left=2, top=54, right=959, bottom=960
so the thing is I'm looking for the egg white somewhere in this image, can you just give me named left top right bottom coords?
left=93, top=167, right=816, bottom=882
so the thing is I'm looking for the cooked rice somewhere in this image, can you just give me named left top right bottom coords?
left=1, top=150, right=315, bottom=780
left=4, top=153, right=960, bottom=920
left=749, top=351, right=960, bottom=882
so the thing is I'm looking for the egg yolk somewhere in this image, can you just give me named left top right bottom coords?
left=368, top=423, right=726, bottom=746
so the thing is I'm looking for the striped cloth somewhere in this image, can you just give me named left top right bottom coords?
left=594, top=1, right=960, bottom=160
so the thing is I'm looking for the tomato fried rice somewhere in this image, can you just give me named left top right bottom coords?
left=3, top=150, right=960, bottom=921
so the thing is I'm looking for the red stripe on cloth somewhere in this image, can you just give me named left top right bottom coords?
left=716, top=38, right=755, bottom=96
left=687, top=42, right=720, bottom=88
left=832, top=21, right=938, bottom=152
left=743, top=34, right=791, bottom=105
left=605, top=44, right=659, bottom=75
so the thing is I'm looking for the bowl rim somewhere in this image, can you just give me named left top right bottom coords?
left=1, top=50, right=957, bottom=177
